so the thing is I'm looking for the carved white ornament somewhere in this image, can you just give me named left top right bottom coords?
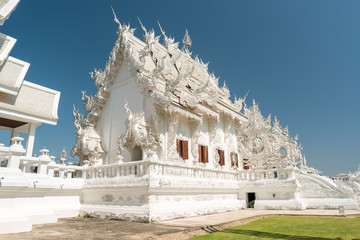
left=117, top=101, right=161, bottom=161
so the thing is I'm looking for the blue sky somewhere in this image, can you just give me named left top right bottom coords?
left=1, top=0, right=359, bottom=176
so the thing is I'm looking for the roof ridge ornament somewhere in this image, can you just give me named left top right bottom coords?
left=137, top=16, right=146, bottom=34
left=111, top=6, right=121, bottom=27
left=182, top=29, right=192, bottom=54
left=234, top=90, right=249, bottom=112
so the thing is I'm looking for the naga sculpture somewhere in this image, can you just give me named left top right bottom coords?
left=336, top=167, right=360, bottom=208
left=71, top=106, right=105, bottom=165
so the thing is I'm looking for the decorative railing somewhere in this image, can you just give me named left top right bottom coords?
left=82, top=160, right=240, bottom=181
left=150, top=161, right=240, bottom=181
left=82, top=160, right=296, bottom=182
left=82, top=160, right=149, bottom=179
left=238, top=168, right=296, bottom=181
left=1, top=137, right=296, bottom=184
left=0, top=137, right=83, bottom=179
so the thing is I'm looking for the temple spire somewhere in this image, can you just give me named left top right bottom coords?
left=182, top=29, right=192, bottom=53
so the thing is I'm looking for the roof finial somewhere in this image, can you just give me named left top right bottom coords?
left=182, top=29, right=192, bottom=53
left=137, top=16, right=147, bottom=33
left=111, top=6, right=121, bottom=26
left=61, top=147, right=67, bottom=159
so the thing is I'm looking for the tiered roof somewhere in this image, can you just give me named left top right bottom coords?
left=0, top=0, right=19, bottom=26
left=0, top=0, right=60, bottom=127
left=0, top=81, right=60, bottom=125
left=0, top=55, right=29, bottom=95
left=0, top=32, right=16, bottom=64
left=80, top=14, right=249, bottom=129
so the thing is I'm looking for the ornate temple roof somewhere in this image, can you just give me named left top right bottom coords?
left=81, top=14, right=249, bottom=127
left=0, top=81, right=60, bottom=125
left=0, top=55, right=29, bottom=95
left=0, top=0, right=19, bottom=26
left=0, top=32, right=16, bottom=65
left=0, top=0, right=60, bottom=127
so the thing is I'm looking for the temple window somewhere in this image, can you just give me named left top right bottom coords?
left=198, top=145, right=208, bottom=163
left=231, top=152, right=238, bottom=167
left=218, top=149, right=225, bottom=166
left=243, top=158, right=249, bottom=170
left=176, top=139, right=189, bottom=160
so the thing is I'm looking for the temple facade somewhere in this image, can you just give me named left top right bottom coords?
left=71, top=13, right=359, bottom=221
left=0, top=2, right=359, bottom=234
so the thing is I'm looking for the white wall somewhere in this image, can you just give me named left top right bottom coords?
left=96, top=62, right=144, bottom=164
left=0, top=188, right=81, bottom=234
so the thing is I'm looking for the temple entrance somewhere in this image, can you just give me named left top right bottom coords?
left=247, top=192, right=256, bottom=208
left=131, top=145, right=142, bottom=161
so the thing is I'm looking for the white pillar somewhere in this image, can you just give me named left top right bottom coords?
left=47, top=167, right=55, bottom=177
left=66, top=169, right=75, bottom=178
left=38, top=149, right=51, bottom=175
left=26, top=123, right=39, bottom=157
left=7, top=137, right=26, bottom=169
left=47, top=156, right=56, bottom=177
left=58, top=168, right=65, bottom=179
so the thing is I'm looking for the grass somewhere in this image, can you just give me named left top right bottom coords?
left=190, top=216, right=360, bottom=240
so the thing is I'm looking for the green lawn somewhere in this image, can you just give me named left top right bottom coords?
left=190, top=216, right=360, bottom=240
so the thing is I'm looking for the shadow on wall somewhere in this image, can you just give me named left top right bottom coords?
left=131, top=145, right=142, bottom=161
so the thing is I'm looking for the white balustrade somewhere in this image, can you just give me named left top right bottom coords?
left=0, top=138, right=296, bottom=183
left=82, top=160, right=149, bottom=179
left=236, top=168, right=295, bottom=181
left=67, top=158, right=296, bottom=183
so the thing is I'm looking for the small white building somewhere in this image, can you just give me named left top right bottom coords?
left=0, top=1, right=82, bottom=235
left=333, top=173, right=350, bottom=182
left=0, top=0, right=60, bottom=157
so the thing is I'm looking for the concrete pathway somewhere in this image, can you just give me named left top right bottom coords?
left=1, top=209, right=359, bottom=240
left=0, top=218, right=190, bottom=240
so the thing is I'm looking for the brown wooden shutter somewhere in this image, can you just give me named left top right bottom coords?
left=243, top=158, right=249, bottom=170
left=176, top=139, right=180, bottom=155
left=222, top=150, right=225, bottom=165
left=219, top=150, right=225, bottom=165
left=204, top=146, right=208, bottom=163
left=230, top=153, right=234, bottom=167
left=218, top=150, right=221, bottom=165
left=183, top=140, right=188, bottom=160
left=236, top=154, right=239, bottom=167
left=198, top=145, right=202, bottom=162
left=218, top=150, right=220, bottom=165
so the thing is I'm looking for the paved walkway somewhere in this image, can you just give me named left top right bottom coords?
left=1, top=209, right=359, bottom=240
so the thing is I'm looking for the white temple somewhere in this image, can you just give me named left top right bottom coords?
left=71, top=12, right=360, bottom=221
left=0, top=2, right=359, bottom=235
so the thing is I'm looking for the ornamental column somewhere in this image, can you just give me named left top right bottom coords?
left=25, top=123, right=40, bottom=157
